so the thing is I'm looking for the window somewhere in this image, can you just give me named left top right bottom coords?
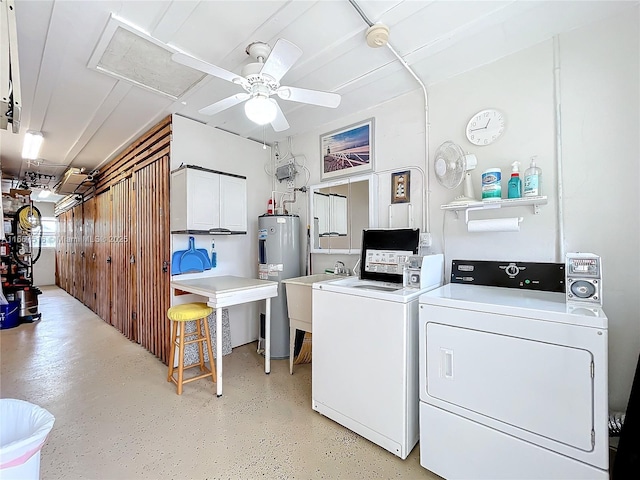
left=31, top=217, right=57, bottom=249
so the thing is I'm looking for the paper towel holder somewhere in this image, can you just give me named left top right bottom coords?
left=464, top=206, right=523, bottom=230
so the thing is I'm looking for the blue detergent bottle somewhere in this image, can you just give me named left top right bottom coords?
left=211, top=240, right=217, bottom=268
left=508, top=161, right=522, bottom=199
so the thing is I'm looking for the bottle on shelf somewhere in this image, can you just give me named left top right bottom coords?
left=211, top=240, right=217, bottom=268
left=523, top=156, right=542, bottom=197
left=508, top=161, right=522, bottom=199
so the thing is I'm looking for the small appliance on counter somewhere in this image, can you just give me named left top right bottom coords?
left=403, top=255, right=443, bottom=289
left=565, top=252, right=602, bottom=306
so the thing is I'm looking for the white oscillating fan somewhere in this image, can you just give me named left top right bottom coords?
left=433, top=141, right=478, bottom=203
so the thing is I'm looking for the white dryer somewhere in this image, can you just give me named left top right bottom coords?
left=418, top=260, right=609, bottom=479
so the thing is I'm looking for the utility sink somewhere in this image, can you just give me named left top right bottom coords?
left=283, top=274, right=337, bottom=322
left=282, top=273, right=338, bottom=374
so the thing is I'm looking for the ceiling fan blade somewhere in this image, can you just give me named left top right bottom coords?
left=277, top=86, right=341, bottom=108
left=260, top=39, right=303, bottom=83
left=172, top=52, right=248, bottom=88
left=198, top=93, right=249, bottom=116
left=270, top=101, right=290, bottom=132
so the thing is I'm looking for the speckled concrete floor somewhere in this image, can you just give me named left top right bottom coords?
left=1, top=286, right=441, bottom=480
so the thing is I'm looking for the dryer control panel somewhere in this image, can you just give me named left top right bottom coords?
left=451, top=260, right=565, bottom=293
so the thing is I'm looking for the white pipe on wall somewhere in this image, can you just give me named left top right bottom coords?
left=348, top=0, right=431, bottom=236
left=553, top=36, right=566, bottom=262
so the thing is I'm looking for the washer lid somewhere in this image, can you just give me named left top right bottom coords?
left=419, top=284, right=607, bottom=329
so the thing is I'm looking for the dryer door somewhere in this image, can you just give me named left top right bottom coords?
left=425, top=322, right=594, bottom=451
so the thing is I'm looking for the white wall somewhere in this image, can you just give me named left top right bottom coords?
left=32, top=201, right=55, bottom=286
left=170, top=114, right=273, bottom=347
left=288, top=8, right=639, bottom=410
left=559, top=10, right=639, bottom=410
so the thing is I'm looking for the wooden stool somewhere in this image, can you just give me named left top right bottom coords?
left=167, top=303, right=216, bottom=395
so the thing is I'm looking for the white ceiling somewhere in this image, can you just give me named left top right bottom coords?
left=1, top=0, right=636, bottom=189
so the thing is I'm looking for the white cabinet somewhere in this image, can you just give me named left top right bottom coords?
left=170, top=165, right=247, bottom=233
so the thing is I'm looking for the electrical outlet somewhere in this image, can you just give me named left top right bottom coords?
left=420, top=232, right=432, bottom=247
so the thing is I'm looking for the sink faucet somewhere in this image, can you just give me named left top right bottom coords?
left=334, top=261, right=348, bottom=275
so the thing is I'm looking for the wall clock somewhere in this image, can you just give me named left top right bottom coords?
left=465, top=109, right=505, bottom=146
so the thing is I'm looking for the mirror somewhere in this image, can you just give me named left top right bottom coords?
left=309, top=174, right=377, bottom=254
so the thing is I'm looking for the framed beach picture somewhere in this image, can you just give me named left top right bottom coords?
left=320, top=118, right=374, bottom=181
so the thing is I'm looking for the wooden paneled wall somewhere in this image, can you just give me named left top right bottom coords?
left=55, top=116, right=172, bottom=363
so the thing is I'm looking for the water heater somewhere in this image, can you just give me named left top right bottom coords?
left=258, top=214, right=301, bottom=358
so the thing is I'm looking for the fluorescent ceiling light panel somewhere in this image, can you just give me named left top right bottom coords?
left=88, top=16, right=205, bottom=99
left=22, top=131, right=43, bottom=159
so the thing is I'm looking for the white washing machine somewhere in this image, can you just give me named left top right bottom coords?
left=418, top=260, right=609, bottom=479
left=312, top=228, right=444, bottom=459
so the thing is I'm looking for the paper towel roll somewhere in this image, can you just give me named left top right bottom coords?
left=467, top=217, right=521, bottom=232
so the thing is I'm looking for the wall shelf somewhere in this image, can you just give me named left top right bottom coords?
left=441, top=196, right=548, bottom=215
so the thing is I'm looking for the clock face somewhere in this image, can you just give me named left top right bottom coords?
left=465, top=109, right=505, bottom=146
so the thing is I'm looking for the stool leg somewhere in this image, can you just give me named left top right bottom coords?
left=177, top=322, right=186, bottom=395
left=202, top=315, right=216, bottom=381
left=195, top=318, right=205, bottom=372
left=167, top=320, right=177, bottom=382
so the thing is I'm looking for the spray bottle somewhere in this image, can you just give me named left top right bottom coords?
left=507, top=161, right=522, bottom=199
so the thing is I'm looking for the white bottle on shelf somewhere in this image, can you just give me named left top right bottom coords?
left=523, top=156, right=542, bottom=197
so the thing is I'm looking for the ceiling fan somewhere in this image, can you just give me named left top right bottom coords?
left=172, top=39, right=341, bottom=132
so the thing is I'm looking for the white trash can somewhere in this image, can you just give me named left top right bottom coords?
left=0, top=399, right=55, bottom=480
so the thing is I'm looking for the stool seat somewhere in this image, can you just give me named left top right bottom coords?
left=167, top=302, right=216, bottom=395
left=168, top=303, right=213, bottom=322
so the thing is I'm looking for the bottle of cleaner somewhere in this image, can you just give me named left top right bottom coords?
left=523, top=156, right=542, bottom=197
left=481, top=168, right=502, bottom=200
left=211, top=240, right=217, bottom=268
left=508, top=161, right=522, bottom=199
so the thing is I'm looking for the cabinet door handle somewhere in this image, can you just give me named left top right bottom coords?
left=106, top=256, right=111, bottom=264
left=162, top=261, right=169, bottom=273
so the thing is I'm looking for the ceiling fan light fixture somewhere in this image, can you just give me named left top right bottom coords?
left=244, top=96, right=277, bottom=125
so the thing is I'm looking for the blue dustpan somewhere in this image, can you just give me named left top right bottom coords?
left=179, top=237, right=206, bottom=273
left=171, top=237, right=212, bottom=274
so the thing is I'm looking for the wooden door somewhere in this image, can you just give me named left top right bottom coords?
left=135, top=156, right=171, bottom=363
left=94, top=192, right=111, bottom=324
left=63, top=209, right=73, bottom=293
left=55, top=212, right=65, bottom=288
left=110, top=178, right=135, bottom=340
left=82, top=197, right=96, bottom=310
left=72, top=204, right=83, bottom=300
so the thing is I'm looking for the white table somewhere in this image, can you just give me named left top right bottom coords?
left=170, top=275, right=278, bottom=397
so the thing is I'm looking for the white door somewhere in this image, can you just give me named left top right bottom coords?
left=219, top=175, right=247, bottom=232
left=424, top=321, right=594, bottom=451
left=187, top=169, right=220, bottom=230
